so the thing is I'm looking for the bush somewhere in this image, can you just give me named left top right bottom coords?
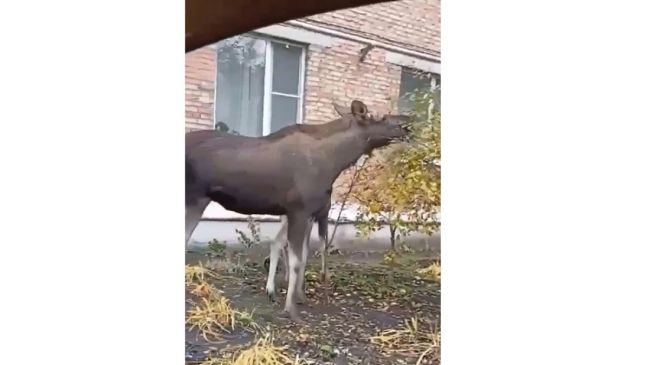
left=354, top=87, right=440, bottom=249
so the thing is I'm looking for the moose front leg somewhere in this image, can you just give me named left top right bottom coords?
left=284, top=212, right=310, bottom=323
left=265, top=216, right=288, bottom=302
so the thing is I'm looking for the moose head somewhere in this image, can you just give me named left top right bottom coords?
left=333, top=100, right=412, bottom=151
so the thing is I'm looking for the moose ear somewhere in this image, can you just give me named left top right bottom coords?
left=350, top=100, right=368, bottom=116
left=332, top=102, right=349, bottom=117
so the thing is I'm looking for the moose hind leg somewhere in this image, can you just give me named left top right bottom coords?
left=295, top=218, right=313, bottom=305
left=317, top=215, right=329, bottom=280
left=185, top=198, right=210, bottom=250
left=282, top=244, right=289, bottom=284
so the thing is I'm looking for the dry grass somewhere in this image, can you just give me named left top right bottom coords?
left=416, top=259, right=441, bottom=283
left=186, top=263, right=259, bottom=342
left=186, top=262, right=218, bottom=284
left=189, top=280, right=222, bottom=297
left=202, top=333, right=304, bottom=365
left=230, top=334, right=303, bottom=365
left=187, top=294, right=237, bottom=341
left=370, top=317, right=440, bottom=364
left=186, top=285, right=260, bottom=342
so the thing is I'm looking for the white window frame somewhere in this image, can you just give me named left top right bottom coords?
left=213, top=34, right=306, bottom=136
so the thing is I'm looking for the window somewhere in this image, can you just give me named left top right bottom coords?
left=398, top=67, right=440, bottom=115
left=214, top=35, right=305, bottom=137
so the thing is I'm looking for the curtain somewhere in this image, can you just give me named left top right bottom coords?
left=215, top=36, right=266, bottom=137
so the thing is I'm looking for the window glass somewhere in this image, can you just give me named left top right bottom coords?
left=398, top=68, right=434, bottom=114
left=271, top=42, right=302, bottom=95
left=271, top=94, right=299, bottom=133
left=215, top=36, right=266, bottom=136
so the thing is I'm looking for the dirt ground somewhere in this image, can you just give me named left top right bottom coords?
left=186, top=244, right=440, bottom=365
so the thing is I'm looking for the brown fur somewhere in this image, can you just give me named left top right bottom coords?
left=185, top=100, right=410, bottom=320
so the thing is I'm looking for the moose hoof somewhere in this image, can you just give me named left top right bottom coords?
left=266, top=289, right=276, bottom=303
left=283, top=309, right=306, bottom=324
left=266, top=288, right=276, bottom=303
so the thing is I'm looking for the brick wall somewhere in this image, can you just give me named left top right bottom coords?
left=301, top=0, right=440, bottom=124
left=303, top=40, right=408, bottom=199
left=304, top=40, right=402, bottom=124
left=306, top=0, right=440, bottom=56
left=185, top=46, right=216, bottom=132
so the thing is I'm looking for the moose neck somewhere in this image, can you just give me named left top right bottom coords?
left=313, top=125, right=371, bottom=183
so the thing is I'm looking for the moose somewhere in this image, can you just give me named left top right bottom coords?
left=185, top=100, right=411, bottom=321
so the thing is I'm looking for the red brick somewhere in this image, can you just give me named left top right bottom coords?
left=185, top=47, right=216, bottom=131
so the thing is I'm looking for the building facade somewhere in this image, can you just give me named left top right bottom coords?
left=186, top=0, right=440, bottom=133
left=185, top=0, right=440, bottom=209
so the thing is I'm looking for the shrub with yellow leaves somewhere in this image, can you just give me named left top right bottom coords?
left=354, top=87, right=441, bottom=249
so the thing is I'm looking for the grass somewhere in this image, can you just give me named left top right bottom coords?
left=187, top=294, right=238, bottom=341
left=370, top=316, right=441, bottom=364
left=189, top=280, right=222, bottom=298
left=382, top=249, right=399, bottom=265
left=186, top=288, right=260, bottom=342
left=416, top=258, right=441, bottom=283
left=187, top=249, right=441, bottom=365
left=201, top=333, right=304, bottom=365
left=186, top=262, right=260, bottom=342
left=186, top=262, right=218, bottom=284
left=207, top=239, right=228, bottom=257
left=204, top=257, right=248, bottom=275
